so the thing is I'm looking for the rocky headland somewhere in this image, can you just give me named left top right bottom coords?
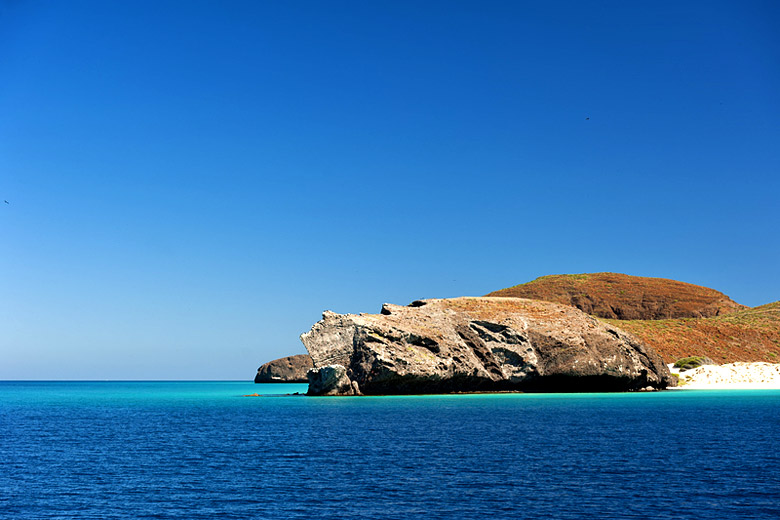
left=254, top=354, right=312, bottom=383
left=256, top=273, right=778, bottom=393
left=300, top=297, right=673, bottom=396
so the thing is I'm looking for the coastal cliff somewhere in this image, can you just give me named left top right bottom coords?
left=254, top=354, right=313, bottom=383
left=301, top=297, right=672, bottom=396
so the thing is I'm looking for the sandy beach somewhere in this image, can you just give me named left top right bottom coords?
left=670, top=362, right=780, bottom=389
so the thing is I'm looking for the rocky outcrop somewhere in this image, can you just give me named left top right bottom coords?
left=486, top=273, right=745, bottom=320
left=306, top=365, right=361, bottom=396
left=300, top=297, right=673, bottom=395
left=254, top=354, right=313, bottom=383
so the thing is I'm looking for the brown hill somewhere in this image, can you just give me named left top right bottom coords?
left=602, top=302, right=780, bottom=364
left=486, top=273, right=745, bottom=320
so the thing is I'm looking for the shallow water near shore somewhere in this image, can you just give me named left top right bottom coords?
left=2, top=381, right=779, bottom=519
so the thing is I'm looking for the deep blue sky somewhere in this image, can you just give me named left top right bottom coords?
left=1, top=1, right=778, bottom=380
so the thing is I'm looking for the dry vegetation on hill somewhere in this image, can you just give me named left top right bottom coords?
left=486, top=273, right=745, bottom=320
left=487, top=273, right=778, bottom=363
left=602, top=302, right=780, bottom=364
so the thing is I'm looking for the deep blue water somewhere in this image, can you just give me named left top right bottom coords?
left=2, top=382, right=779, bottom=519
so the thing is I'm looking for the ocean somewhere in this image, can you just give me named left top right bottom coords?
left=2, top=381, right=779, bottom=519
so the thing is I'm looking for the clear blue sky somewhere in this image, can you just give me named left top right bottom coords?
left=1, top=1, right=778, bottom=380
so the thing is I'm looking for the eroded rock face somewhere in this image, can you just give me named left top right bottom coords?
left=254, top=354, right=313, bottom=383
left=301, top=297, right=673, bottom=395
left=306, top=365, right=361, bottom=396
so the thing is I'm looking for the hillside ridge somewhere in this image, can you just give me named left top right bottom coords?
left=605, top=302, right=780, bottom=364
left=486, top=272, right=745, bottom=320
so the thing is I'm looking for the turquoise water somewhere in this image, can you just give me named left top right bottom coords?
left=2, top=382, right=779, bottom=519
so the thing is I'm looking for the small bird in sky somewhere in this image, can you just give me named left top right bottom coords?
left=585, top=117, right=590, bottom=120
left=3, top=200, right=8, bottom=204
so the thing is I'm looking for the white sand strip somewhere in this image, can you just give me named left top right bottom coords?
left=669, top=362, right=780, bottom=389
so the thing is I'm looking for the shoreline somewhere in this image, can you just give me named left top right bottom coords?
left=670, top=362, right=780, bottom=390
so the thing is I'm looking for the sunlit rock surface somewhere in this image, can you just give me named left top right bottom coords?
left=301, top=297, right=673, bottom=395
